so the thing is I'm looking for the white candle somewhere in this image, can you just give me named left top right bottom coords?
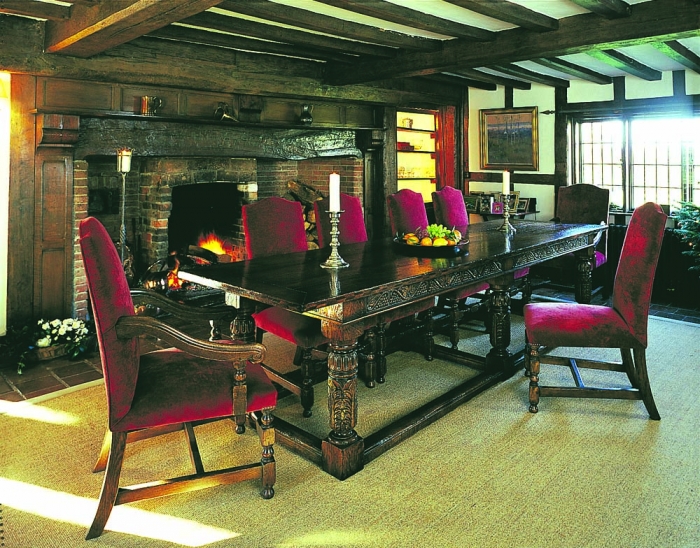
left=117, top=148, right=132, bottom=173
left=502, top=170, right=510, bottom=196
left=329, top=173, right=340, bottom=212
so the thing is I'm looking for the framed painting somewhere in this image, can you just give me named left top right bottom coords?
left=516, top=198, right=530, bottom=214
left=464, top=196, right=480, bottom=212
left=479, top=107, right=539, bottom=171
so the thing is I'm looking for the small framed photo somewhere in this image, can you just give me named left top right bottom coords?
left=478, top=195, right=493, bottom=214
left=497, top=191, right=519, bottom=212
left=516, top=198, right=530, bottom=214
left=464, top=196, right=479, bottom=212
left=491, top=201, right=504, bottom=215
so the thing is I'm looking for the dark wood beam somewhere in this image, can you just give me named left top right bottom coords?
left=183, top=11, right=409, bottom=56
left=44, top=0, right=223, bottom=57
left=531, top=57, right=613, bottom=84
left=446, top=68, right=531, bottom=90
left=652, top=40, right=700, bottom=73
left=325, top=0, right=699, bottom=84
left=442, top=0, right=558, bottom=32
left=0, top=0, right=70, bottom=21
left=587, top=49, right=662, bottom=80
left=150, top=25, right=365, bottom=63
left=568, top=0, right=631, bottom=18
left=422, top=74, right=496, bottom=92
left=218, top=0, right=443, bottom=51
left=311, top=0, right=495, bottom=41
left=489, top=64, right=570, bottom=87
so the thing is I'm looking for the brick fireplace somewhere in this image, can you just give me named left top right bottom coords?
left=77, top=154, right=364, bottom=317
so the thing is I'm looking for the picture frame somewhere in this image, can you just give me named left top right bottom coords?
left=516, top=198, right=530, bottom=214
left=478, top=195, right=493, bottom=214
left=464, top=196, right=480, bottom=212
left=479, top=107, right=539, bottom=171
left=491, top=201, right=504, bottom=215
left=497, top=191, right=520, bottom=212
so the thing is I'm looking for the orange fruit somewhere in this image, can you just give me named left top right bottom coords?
left=406, top=235, right=420, bottom=245
left=420, top=237, right=433, bottom=246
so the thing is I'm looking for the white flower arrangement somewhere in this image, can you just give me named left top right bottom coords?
left=34, top=318, right=91, bottom=357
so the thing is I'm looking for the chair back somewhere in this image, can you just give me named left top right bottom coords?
left=243, top=196, right=308, bottom=259
left=387, top=188, right=429, bottom=236
left=314, top=193, right=368, bottom=248
left=611, top=202, right=667, bottom=346
left=556, top=184, right=610, bottom=225
left=432, top=186, right=469, bottom=235
left=79, top=217, right=139, bottom=426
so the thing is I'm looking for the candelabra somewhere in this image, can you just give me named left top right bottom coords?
left=321, top=211, right=349, bottom=269
left=498, top=194, right=517, bottom=234
left=116, top=148, right=132, bottom=261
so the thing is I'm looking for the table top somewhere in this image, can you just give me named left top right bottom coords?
left=178, top=220, right=604, bottom=324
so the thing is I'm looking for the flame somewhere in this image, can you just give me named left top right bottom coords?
left=167, top=252, right=182, bottom=289
left=197, top=232, right=237, bottom=260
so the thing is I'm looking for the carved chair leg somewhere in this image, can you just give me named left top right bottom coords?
left=620, top=348, right=640, bottom=389
left=257, top=407, right=276, bottom=499
left=632, top=348, right=660, bottom=420
left=376, top=321, right=388, bottom=384
left=86, top=431, right=127, bottom=540
left=93, top=429, right=112, bottom=473
left=527, top=343, right=541, bottom=414
left=299, top=348, right=315, bottom=417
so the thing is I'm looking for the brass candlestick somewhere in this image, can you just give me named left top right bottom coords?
left=498, top=194, right=517, bottom=234
left=321, top=211, right=349, bottom=269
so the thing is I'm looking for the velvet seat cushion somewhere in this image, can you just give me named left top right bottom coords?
left=387, top=189, right=429, bottom=236
left=253, top=307, right=329, bottom=348
left=314, top=194, right=368, bottom=248
left=524, top=302, right=644, bottom=350
left=113, top=349, right=277, bottom=432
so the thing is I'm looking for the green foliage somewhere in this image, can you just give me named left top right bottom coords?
left=0, top=324, right=33, bottom=374
left=674, top=202, right=700, bottom=275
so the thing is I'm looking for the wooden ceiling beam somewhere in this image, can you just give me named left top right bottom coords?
left=44, top=0, right=224, bottom=57
left=652, top=40, right=700, bottom=73
left=325, top=0, right=699, bottom=85
left=445, top=68, right=531, bottom=90
left=183, top=11, right=399, bottom=56
left=311, top=0, right=495, bottom=41
left=587, top=49, right=662, bottom=80
left=489, top=64, right=570, bottom=88
left=217, top=0, right=442, bottom=51
left=421, top=74, right=496, bottom=91
left=531, top=57, right=613, bottom=84
left=442, top=0, right=558, bottom=32
left=149, top=25, right=362, bottom=63
left=568, top=0, right=632, bottom=18
left=0, top=0, right=71, bottom=21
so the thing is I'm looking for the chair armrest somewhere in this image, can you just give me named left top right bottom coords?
left=115, top=315, right=265, bottom=363
left=130, top=289, right=236, bottom=323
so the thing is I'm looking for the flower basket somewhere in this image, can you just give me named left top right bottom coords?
left=34, top=343, right=68, bottom=361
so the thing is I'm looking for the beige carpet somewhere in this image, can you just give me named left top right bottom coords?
left=1, top=316, right=699, bottom=547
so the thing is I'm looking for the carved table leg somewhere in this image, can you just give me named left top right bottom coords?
left=575, top=252, right=594, bottom=304
left=229, top=296, right=256, bottom=343
left=485, top=277, right=512, bottom=371
left=321, top=334, right=365, bottom=480
left=527, top=343, right=541, bottom=413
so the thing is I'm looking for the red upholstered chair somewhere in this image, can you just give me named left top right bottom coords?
left=524, top=202, right=666, bottom=419
left=243, top=196, right=329, bottom=417
left=314, top=192, right=368, bottom=247
left=533, top=184, right=610, bottom=302
left=79, top=217, right=276, bottom=540
left=432, top=186, right=531, bottom=347
left=387, top=188, right=429, bottom=236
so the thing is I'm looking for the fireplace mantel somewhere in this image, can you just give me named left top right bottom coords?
left=75, top=117, right=364, bottom=161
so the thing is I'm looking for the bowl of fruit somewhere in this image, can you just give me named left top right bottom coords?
left=393, top=224, right=469, bottom=257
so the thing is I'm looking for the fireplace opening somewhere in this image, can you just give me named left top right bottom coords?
left=168, top=182, right=245, bottom=262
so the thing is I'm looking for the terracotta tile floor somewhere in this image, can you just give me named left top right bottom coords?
left=2, top=289, right=699, bottom=402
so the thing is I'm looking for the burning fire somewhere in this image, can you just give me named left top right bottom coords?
left=167, top=251, right=183, bottom=289
left=197, top=232, right=237, bottom=261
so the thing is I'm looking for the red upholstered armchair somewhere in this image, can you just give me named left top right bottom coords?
left=314, top=192, right=368, bottom=247
left=243, top=196, right=329, bottom=417
left=79, top=217, right=277, bottom=540
left=524, top=202, right=666, bottom=419
left=387, top=188, right=429, bottom=236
